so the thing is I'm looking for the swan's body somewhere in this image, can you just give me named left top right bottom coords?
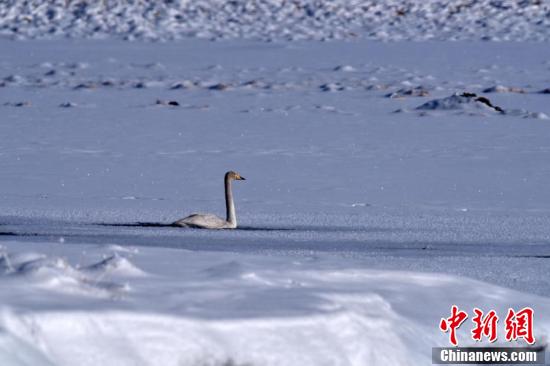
left=174, top=213, right=234, bottom=229
left=173, top=171, right=245, bottom=229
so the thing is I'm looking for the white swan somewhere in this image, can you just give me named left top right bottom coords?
left=172, top=171, right=245, bottom=229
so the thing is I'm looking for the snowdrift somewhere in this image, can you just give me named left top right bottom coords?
left=0, top=245, right=548, bottom=366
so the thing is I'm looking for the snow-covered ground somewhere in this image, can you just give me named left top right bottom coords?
left=1, top=39, right=550, bottom=365
left=1, top=0, right=549, bottom=42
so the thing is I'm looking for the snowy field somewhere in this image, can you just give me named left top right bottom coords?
left=1, top=0, right=549, bottom=42
left=1, top=37, right=550, bottom=365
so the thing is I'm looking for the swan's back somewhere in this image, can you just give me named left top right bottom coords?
left=173, top=213, right=234, bottom=229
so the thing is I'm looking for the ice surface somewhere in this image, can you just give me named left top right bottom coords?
left=1, top=39, right=550, bottom=365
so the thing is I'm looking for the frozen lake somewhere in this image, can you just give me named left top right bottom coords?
left=1, top=39, right=549, bottom=365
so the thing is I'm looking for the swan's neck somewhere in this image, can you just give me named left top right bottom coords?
left=225, top=177, right=236, bottom=227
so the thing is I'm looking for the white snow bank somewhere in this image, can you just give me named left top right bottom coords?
left=0, top=308, right=428, bottom=366
left=83, top=253, right=148, bottom=278
left=0, top=248, right=144, bottom=299
left=0, top=244, right=549, bottom=366
left=0, top=0, right=548, bottom=42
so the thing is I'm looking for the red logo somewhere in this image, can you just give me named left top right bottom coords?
left=504, top=307, right=535, bottom=344
left=439, top=305, right=469, bottom=346
left=439, top=306, right=535, bottom=346
left=471, top=308, right=498, bottom=343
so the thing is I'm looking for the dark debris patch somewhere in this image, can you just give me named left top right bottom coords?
left=4, top=101, right=31, bottom=107
left=170, top=80, right=195, bottom=90
left=320, top=83, right=345, bottom=92
left=460, top=92, right=504, bottom=113
left=472, top=94, right=504, bottom=113
left=156, top=99, right=179, bottom=107
left=386, top=86, right=429, bottom=98
left=133, top=81, right=147, bottom=89
left=73, top=82, right=96, bottom=90
left=208, top=83, right=230, bottom=91
left=101, top=80, right=116, bottom=87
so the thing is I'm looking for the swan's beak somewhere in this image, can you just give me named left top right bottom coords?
left=238, top=176, right=246, bottom=180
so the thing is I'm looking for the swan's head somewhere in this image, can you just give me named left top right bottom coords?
left=226, top=171, right=246, bottom=181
